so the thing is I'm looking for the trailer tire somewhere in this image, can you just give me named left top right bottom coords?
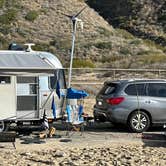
left=0, top=121, right=9, bottom=132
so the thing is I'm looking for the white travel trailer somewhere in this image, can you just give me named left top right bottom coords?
left=0, top=44, right=66, bottom=132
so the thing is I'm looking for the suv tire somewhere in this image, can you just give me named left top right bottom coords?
left=128, top=111, right=150, bottom=133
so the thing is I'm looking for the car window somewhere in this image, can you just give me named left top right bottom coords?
left=148, top=83, right=166, bottom=97
left=125, top=83, right=145, bottom=96
left=100, top=83, right=118, bottom=95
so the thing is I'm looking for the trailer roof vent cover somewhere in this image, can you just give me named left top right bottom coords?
left=8, top=43, right=24, bottom=51
left=24, top=43, right=35, bottom=52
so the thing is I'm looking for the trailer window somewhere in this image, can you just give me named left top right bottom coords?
left=50, top=76, right=57, bottom=89
left=39, top=76, right=49, bottom=91
left=0, top=76, right=10, bottom=84
left=49, top=69, right=66, bottom=90
left=59, top=69, right=66, bottom=89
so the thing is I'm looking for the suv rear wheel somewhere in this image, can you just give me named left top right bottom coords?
left=128, top=111, right=150, bottom=133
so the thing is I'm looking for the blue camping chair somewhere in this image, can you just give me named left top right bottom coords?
left=65, top=88, right=88, bottom=136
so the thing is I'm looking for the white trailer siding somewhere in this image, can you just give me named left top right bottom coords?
left=0, top=76, right=16, bottom=120
left=0, top=50, right=65, bottom=123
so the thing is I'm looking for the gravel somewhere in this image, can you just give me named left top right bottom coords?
left=0, top=142, right=166, bottom=165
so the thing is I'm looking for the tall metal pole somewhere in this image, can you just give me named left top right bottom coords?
left=62, top=6, right=86, bottom=88
left=68, top=20, right=77, bottom=88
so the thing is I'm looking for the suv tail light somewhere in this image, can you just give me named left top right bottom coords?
left=106, top=97, right=125, bottom=105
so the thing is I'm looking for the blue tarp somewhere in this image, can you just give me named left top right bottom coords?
left=66, top=88, right=89, bottom=99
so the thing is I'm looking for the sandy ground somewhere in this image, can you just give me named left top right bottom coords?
left=0, top=122, right=166, bottom=166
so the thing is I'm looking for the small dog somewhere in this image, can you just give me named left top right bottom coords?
left=39, top=127, right=56, bottom=138
left=48, top=127, right=56, bottom=138
left=39, top=129, right=49, bottom=139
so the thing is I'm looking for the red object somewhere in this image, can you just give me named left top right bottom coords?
left=106, top=97, right=125, bottom=105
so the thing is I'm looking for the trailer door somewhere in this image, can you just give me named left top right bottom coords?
left=16, top=76, right=39, bottom=120
left=0, top=76, right=16, bottom=120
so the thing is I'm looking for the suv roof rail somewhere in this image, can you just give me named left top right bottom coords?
left=105, top=79, right=166, bottom=84
left=129, top=79, right=166, bottom=82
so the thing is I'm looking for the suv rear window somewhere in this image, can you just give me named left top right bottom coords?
left=148, top=83, right=166, bottom=97
left=100, top=83, right=118, bottom=95
left=125, top=83, right=146, bottom=96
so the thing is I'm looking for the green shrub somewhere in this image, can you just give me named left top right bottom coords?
left=137, top=50, right=151, bottom=56
left=158, top=14, right=166, bottom=22
left=83, top=42, right=93, bottom=49
left=143, top=39, right=166, bottom=53
left=0, top=35, right=7, bottom=43
left=25, top=10, right=38, bottom=21
left=0, top=35, right=9, bottom=49
left=94, top=41, right=112, bottom=49
left=101, top=56, right=110, bottom=63
left=116, top=28, right=134, bottom=39
left=32, top=43, right=49, bottom=51
left=141, top=54, right=166, bottom=64
left=0, top=0, right=20, bottom=9
left=0, top=24, right=11, bottom=34
left=0, top=0, right=4, bottom=8
left=17, top=28, right=28, bottom=37
left=50, top=38, right=71, bottom=50
left=73, top=58, right=95, bottom=68
left=101, top=55, right=123, bottom=63
left=97, top=26, right=113, bottom=36
left=110, top=55, right=124, bottom=62
left=83, top=41, right=112, bottom=50
left=129, top=39, right=141, bottom=45
left=0, top=9, right=17, bottom=24
left=120, top=47, right=130, bottom=55
left=116, top=16, right=128, bottom=26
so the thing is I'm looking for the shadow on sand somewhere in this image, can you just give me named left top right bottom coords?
left=142, top=132, right=166, bottom=148
left=5, top=121, right=166, bottom=147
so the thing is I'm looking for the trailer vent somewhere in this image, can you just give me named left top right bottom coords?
left=8, top=43, right=24, bottom=51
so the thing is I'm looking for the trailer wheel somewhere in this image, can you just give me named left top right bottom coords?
left=0, top=121, right=9, bottom=132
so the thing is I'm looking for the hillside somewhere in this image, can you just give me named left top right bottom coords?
left=0, top=0, right=165, bottom=68
left=87, top=0, right=166, bottom=46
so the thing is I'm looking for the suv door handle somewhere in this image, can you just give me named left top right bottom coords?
left=145, top=100, right=151, bottom=104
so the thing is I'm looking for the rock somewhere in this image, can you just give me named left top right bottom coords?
left=20, top=152, right=32, bottom=157
left=84, top=153, right=91, bottom=158
left=54, top=150, right=66, bottom=158
left=70, top=154, right=80, bottom=161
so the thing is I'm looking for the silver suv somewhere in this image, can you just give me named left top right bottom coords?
left=94, top=79, right=166, bottom=132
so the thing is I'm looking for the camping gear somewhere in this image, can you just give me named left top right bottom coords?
left=41, top=110, right=49, bottom=130
left=67, top=88, right=89, bottom=99
left=65, top=88, right=88, bottom=136
left=66, top=88, right=88, bottom=124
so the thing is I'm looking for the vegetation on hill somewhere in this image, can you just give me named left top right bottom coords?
left=0, top=0, right=165, bottom=68
left=86, top=0, right=166, bottom=46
